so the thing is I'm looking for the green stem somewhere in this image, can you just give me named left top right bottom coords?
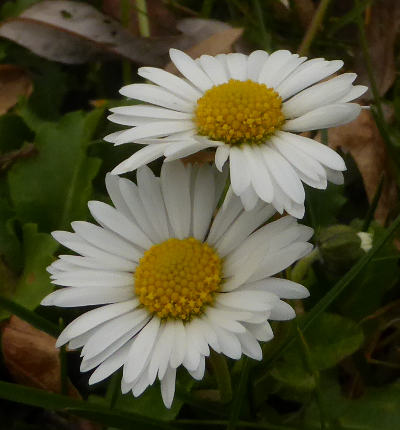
left=253, top=0, right=271, bottom=52
left=136, top=0, right=150, bottom=37
left=210, top=351, right=232, bottom=404
left=362, top=174, right=384, bottom=231
left=227, top=357, right=250, bottom=430
left=298, top=0, right=332, bottom=56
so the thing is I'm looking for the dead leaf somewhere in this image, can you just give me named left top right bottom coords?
left=327, top=109, right=397, bottom=224
left=355, top=0, right=400, bottom=98
left=102, top=0, right=179, bottom=37
left=165, top=27, right=243, bottom=73
left=0, top=65, right=32, bottom=115
left=176, top=18, right=232, bottom=45
left=0, top=0, right=182, bottom=66
left=1, top=315, right=79, bottom=397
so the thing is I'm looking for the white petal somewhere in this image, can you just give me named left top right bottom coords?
left=111, top=143, right=168, bottom=175
left=272, top=136, right=326, bottom=182
left=192, top=164, right=215, bottom=241
left=187, top=356, right=205, bottom=380
left=105, top=173, right=133, bottom=220
left=138, top=66, right=201, bottom=101
left=41, top=286, right=133, bottom=307
left=260, top=51, right=306, bottom=88
left=245, top=277, right=310, bottom=299
left=339, top=85, right=368, bottom=103
left=249, top=242, right=313, bottom=281
left=277, top=59, right=344, bottom=100
left=212, top=325, right=242, bottom=359
left=283, top=103, right=361, bottom=132
left=110, top=104, right=193, bottom=119
left=113, top=120, right=195, bottom=145
left=137, top=165, right=170, bottom=240
left=169, top=48, right=213, bottom=92
left=59, top=254, right=133, bottom=272
left=52, top=269, right=133, bottom=288
left=88, top=201, right=153, bottom=250
left=198, top=317, right=221, bottom=353
left=245, top=321, right=274, bottom=342
left=283, top=73, right=357, bottom=118
left=123, top=317, right=160, bottom=384
left=247, top=50, right=269, bottom=81
left=118, top=178, right=161, bottom=243
left=56, top=300, right=137, bottom=347
left=269, top=300, right=296, bottom=320
left=198, top=55, right=228, bottom=85
left=160, top=366, right=176, bottom=409
left=161, top=161, right=191, bottom=239
left=239, top=185, right=259, bottom=211
left=226, top=53, right=248, bottom=81
left=325, top=166, right=344, bottom=185
left=81, top=310, right=149, bottom=360
left=243, top=145, right=274, bottom=203
left=261, top=146, right=305, bottom=204
left=169, top=320, right=186, bottom=368
left=237, top=330, right=262, bottom=360
left=215, top=146, right=230, bottom=171
left=277, top=131, right=346, bottom=171
left=71, top=221, right=142, bottom=262
left=216, top=290, right=278, bottom=312
left=88, top=340, right=131, bottom=385
left=229, top=146, right=251, bottom=195
left=148, top=321, right=175, bottom=382
left=120, top=83, right=194, bottom=112
left=206, top=307, right=247, bottom=333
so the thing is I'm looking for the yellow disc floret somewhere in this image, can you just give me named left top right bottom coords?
left=195, top=79, right=285, bottom=145
left=134, top=237, right=222, bottom=321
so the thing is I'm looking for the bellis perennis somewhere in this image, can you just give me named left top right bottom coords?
left=105, top=48, right=366, bottom=218
left=42, top=161, right=313, bottom=408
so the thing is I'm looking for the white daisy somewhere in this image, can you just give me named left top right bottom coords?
left=42, top=161, right=313, bottom=408
left=105, top=48, right=367, bottom=218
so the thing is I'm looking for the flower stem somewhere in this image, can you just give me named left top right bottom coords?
left=298, top=0, right=331, bottom=56
left=136, top=0, right=150, bottom=37
left=210, top=351, right=232, bottom=404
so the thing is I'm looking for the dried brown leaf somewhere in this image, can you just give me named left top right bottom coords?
left=327, top=109, right=397, bottom=224
left=355, top=0, right=400, bottom=98
left=0, top=65, right=32, bottom=115
left=165, top=27, right=243, bottom=73
left=1, top=315, right=79, bottom=397
left=0, top=0, right=181, bottom=65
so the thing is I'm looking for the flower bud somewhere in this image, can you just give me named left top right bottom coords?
left=318, top=225, right=364, bottom=274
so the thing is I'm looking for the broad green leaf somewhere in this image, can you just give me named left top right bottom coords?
left=0, top=114, right=32, bottom=153
left=340, top=381, right=400, bottom=429
left=11, top=223, right=57, bottom=309
left=271, top=314, right=364, bottom=391
left=8, top=109, right=103, bottom=232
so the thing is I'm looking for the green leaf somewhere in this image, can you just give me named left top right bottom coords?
left=271, top=314, right=364, bottom=391
left=8, top=109, right=103, bottom=232
left=0, top=197, right=22, bottom=271
left=0, top=0, right=40, bottom=19
left=339, top=381, right=400, bottom=429
left=0, top=114, right=33, bottom=153
left=0, top=381, right=174, bottom=430
left=11, top=223, right=57, bottom=309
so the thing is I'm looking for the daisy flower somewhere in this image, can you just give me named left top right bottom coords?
left=105, top=48, right=367, bottom=218
left=42, top=161, right=313, bottom=408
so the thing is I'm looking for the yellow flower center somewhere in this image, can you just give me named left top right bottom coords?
left=195, top=79, right=285, bottom=146
left=134, top=237, right=222, bottom=321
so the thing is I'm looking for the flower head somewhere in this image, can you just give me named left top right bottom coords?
left=106, top=49, right=367, bottom=218
left=43, top=161, right=313, bottom=408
